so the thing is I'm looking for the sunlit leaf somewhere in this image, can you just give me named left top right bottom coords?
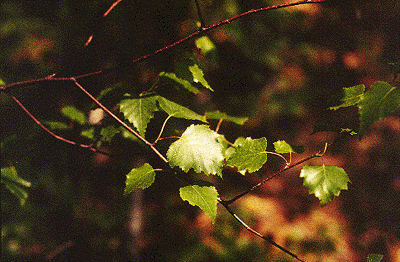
left=180, top=184, right=218, bottom=223
left=329, top=84, right=365, bottom=110
left=195, top=36, right=216, bottom=55
left=124, top=163, right=156, bottom=195
left=1, top=166, right=31, bottom=205
left=358, top=81, right=400, bottom=137
left=167, top=125, right=224, bottom=175
left=119, top=95, right=158, bottom=136
left=189, top=64, right=213, bottom=91
left=273, top=140, right=304, bottom=154
left=300, top=165, right=350, bottom=206
left=226, top=137, right=267, bottom=174
left=157, top=97, right=207, bottom=122
left=160, top=72, right=200, bottom=94
left=61, top=106, right=86, bottom=125
left=367, top=254, right=384, bottom=262
left=205, top=110, right=248, bottom=125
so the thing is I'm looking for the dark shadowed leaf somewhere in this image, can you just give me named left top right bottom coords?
left=124, top=163, right=156, bottom=195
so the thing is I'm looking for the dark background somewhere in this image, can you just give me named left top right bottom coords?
left=1, top=0, right=399, bottom=261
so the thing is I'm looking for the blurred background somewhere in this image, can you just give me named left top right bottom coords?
left=1, top=0, right=399, bottom=261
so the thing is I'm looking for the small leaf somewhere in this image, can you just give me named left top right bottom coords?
left=367, top=254, right=384, bottom=262
left=273, top=140, right=304, bottom=154
left=1, top=166, right=31, bottom=205
left=119, top=95, right=158, bottom=136
left=180, top=184, right=218, bottom=223
left=157, top=97, right=207, bottom=122
left=300, top=165, right=350, bottom=206
left=61, top=106, right=87, bottom=125
left=195, top=36, right=216, bottom=55
left=226, top=137, right=267, bottom=174
left=167, top=125, right=224, bottom=175
left=189, top=64, right=214, bottom=91
left=44, top=121, right=70, bottom=130
left=329, top=84, right=365, bottom=110
left=205, top=110, right=248, bottom=125
left=124, top=163, right=156, bottom=195
left=160, top=72, right=200, bottom=94
left=358, top=81, right=400, bottom=137
left=81, top=127, right=94, bottom=139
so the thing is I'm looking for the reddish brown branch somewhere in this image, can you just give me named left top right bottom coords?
left=71, top=78, right=169, bottom=163
left=8, top=93, right=111, bottom=155
left=223, top=150, right=324, bottom=205
left=85, top=0, right=124, bottom=46
left=0, top=0, right=324, bottom=90
left=219, top=199, right=306, bottom=262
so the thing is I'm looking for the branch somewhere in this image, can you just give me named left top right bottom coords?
left=84, top=0, right=124, bottom=46
left=223, top=149, right=325, bottom=205
left=219, top=199, right=306, bottom=262
left=194, top=0, right=206, bottom=28
left=7, top=93, right=111, bottom=156
left=1, top=0, right=325, bottom=91
left=70, top=78, right=169, bottom=163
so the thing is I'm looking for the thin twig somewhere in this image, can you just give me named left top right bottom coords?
left=194, top=0, right=206, bottom=28
left=266, top=151, right=289, bottom=165
left=153, top=115, right=173, bottom=145
left=223, top=149, right=325, bottom=205
left=1, top=0, right=325, bottom=89
left=85, top=0, right=124, bottom=46
left=8, top=93, right=111, bottom=155
left=71, top=78, right=169, bottom=163
left=219, top=199, right=306, bottom=262
left=215, top=119, right=223, bottom=133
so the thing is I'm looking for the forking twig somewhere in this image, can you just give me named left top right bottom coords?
left=0, top=0, right=325, bottom=91
left=222, top=147, right=326, bottom=205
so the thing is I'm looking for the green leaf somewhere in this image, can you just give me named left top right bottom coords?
left=340, top=128, right=357, bottom=135
left=329, top=84, right=365, bottom=110
left=226, top=137, right=267, bottom=174
left=273, top=140, right=304, bottom=154
left=167, top=125, right=224, bottom=175
left=195, top=36, right=216, bottom=55
left=81, top=127, right=94, bottom=139
left=44, top=121, right=70, bottom=130
left=180, top=184, right=218, bottom=223
left=367, top=254, right=384, bottom=262
left=124, top=163, right=156, bottom=195
left=61, top=106, right=87, bottom=125
left=189, top=64, right=214, bottom=91
left=160, top=72, right=200, bottom=94
left=205, top=110, right=248, bottom=125
left=157, top=97, right=207, bottom=122
left=119, top=95, right=158, bottom=136
left=300, top=165, right=350, bottom=206
left=1, top=166, right=31, bottom=205
left=358, top=81, right=400, bottom=137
